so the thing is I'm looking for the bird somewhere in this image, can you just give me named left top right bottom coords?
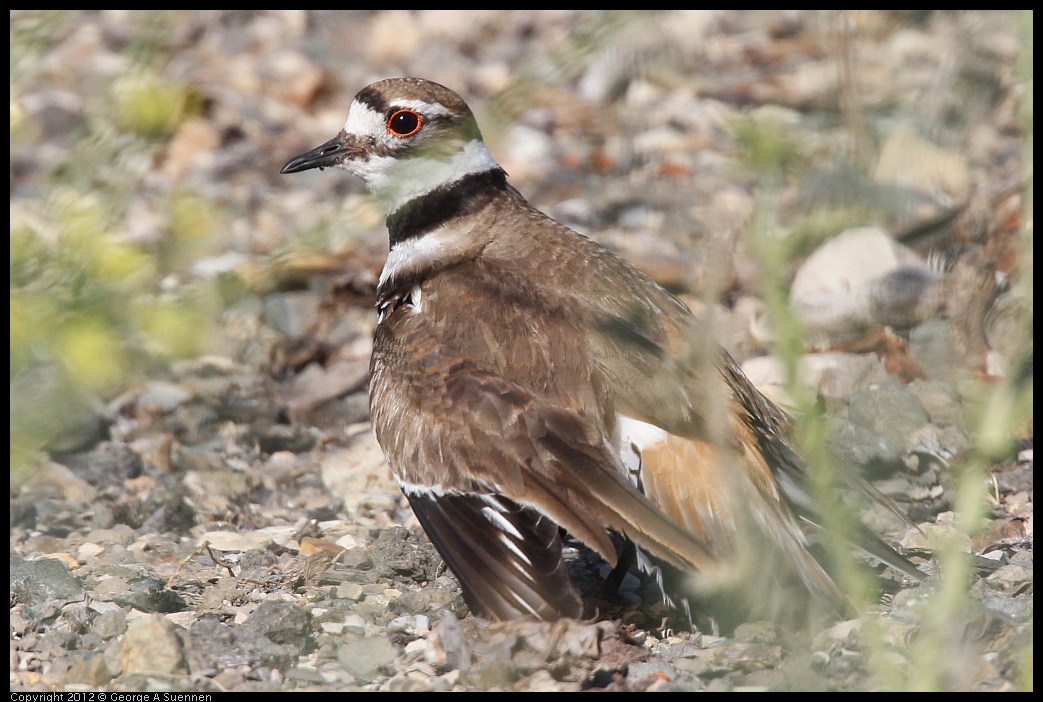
left=281, top=77, right=924, bottom=625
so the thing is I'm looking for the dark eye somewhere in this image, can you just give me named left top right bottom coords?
left=387, top=110, right=423, bottom=137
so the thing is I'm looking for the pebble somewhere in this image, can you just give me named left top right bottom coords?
left=848, top=381, right=932, bottom=448
left=118, top=614, right=189, bottom=675
left=11, top=558, right=84, bottom=604
left=337, top=635, right=400, bottom=682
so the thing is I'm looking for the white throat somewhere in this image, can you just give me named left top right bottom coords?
left=360, top=139, right=499, bottom=215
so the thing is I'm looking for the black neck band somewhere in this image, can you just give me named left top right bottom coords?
left=386, top=169, right=508, bottom=245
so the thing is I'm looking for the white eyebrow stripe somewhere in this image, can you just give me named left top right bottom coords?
left=388, top=99, right=453, bottom=117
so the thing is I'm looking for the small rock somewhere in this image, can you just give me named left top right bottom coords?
left=908, top=319, right=959, bottom=379
left=848, top=380, right=931, bottom=448
left=900, top=512, right=972, bottom=552
left=77, top=543, right=106, bottom=561
left=25, top=460, right=97, bottom=503
left=97, top=574, right=186, bottom=614
left=11, top=558, right=83, bottom=604
left=790, top=227, right=931, bottom=342
left=337, top=634, right=399, bottom=682
left=388, top=613, right=429, bottom=635
left=337, top=582, right=365, bottom=601
left=431, top=610, right=472, bottom=672
left=85, top=524, right=137, bottom=546
left=91, top=608, right=127, bottom=640
left=461, top=657, right=518, bottom=691
left=386, top=670, right=435, bottom=692
left=66, top=653, right=114, bottom=686
left=741, top=352, right=889, bottom=408
left=118, top=614, right=189, bottom=675
left=986, top=564, right=1032, bottom=590
left=126, top=380, right=194, bottom=415
left=389, top=583, right=460, bottom=616
left=906, top=378, right=965, bottom=426
left=514, top=668, right=580, bottom=692
left=826, top=417, right=905, bottom=478
left=342, top=613, right=367, bottom=635
left=627, top=660, right=681, bottom=687
left=370, top=527, right=442, bottom=583
left=319, top=440, right=399, bottom=512
left=183, top=469, right=255, bottom=501
left=202, top=530, right=267, bottom=553
left=245, top=600, right=311, bottom=650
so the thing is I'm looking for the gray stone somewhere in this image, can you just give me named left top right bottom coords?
left=847, top=381, right=931, bottom=448
left=245, top=600, right=311, bottom=650
left=906, top=378, right=966, bottom=427
left=11, top=558, right=83, bottom=604
left=92, top=608, right=128, bottom=640
left=337, top=634, right=400, bottom=682
left=263, top=291, right=320, bottom=338
left=101, top=574, right=187, bottom=614
left=826, top=417, right=905, bottom=478
left=908, top=318, right=958, bottom=379
left=432, top=610, right=472, bottom=672
left=370, top=526, right=442, bottom=583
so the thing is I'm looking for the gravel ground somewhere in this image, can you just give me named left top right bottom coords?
left=10, top=11, right=1032, bottom=692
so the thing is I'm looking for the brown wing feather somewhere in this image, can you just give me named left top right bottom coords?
left=370, top=301, right=727, bottom=618
left=585, top=260, right=919, bottom=603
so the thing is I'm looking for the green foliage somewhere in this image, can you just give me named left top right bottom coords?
left=732, top=14, right=1034, bottom=690
left=110, top=69, right=201, bottom=140
left=732, top=114, right=804, bottom=181
left=10, top=11, right=221, bottom=478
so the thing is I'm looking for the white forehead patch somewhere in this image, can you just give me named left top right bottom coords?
left=342, top=99, right=386, bottom=137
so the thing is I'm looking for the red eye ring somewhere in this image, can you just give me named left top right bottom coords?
left=387, top=110, right=423, bottom=137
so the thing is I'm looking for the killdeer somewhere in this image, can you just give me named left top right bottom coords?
left=282, top=77, right=924, bottom=623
